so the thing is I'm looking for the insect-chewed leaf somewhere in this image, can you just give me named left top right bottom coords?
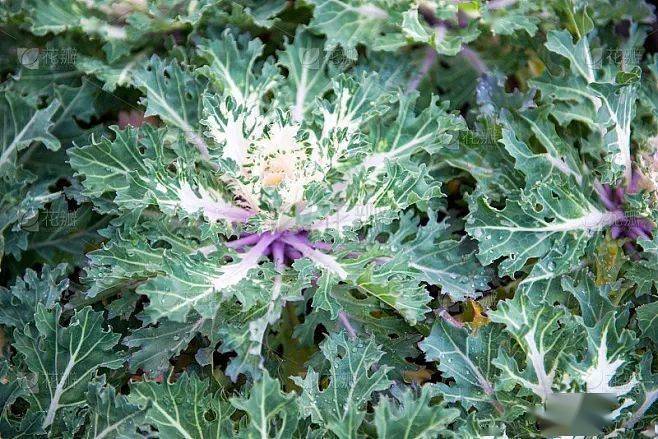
left=0, top=359, right=28, bottom=427
left=229, top=370, right=299, bottom=438
left=489, top=293, right=577, bottom=402
left=0, top=263, right=68, bottom=329
left=292, top=332, right=392, bottom=439
left=81, top=377, right=147, bottom=439
left=197, top=29, right=280, bottom=108
left=374, top=386, right=459, bottom=439
left=420, top=319, right=503, bottom=412
left=13, top=305, right=124, bottom=430
left=1, top=92, right=60, bottom=176
left=563, top=273, right=638, bottom=414
left=129, top=372, right=235, bottom=438
left=123, top=315, right=208, bottom=374
left=467, top=177, right=621, bottom=289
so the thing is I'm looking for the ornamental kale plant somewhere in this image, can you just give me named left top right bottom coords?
left=2, top=0, right=658, bottom=437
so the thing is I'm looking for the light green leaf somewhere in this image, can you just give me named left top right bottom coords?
left=0, top=263, right=68, bottom=329
left=138, top=246, right=276, bottom=323
left=624, top=353, right=658, bottom=430
left=311, top=271, right=341, bottom=319
left=401, top=8, right=479, bottom=56
left=489, top=294, right=575, bottom=401
left=132, top=56, right=208, bottom=155
left=77, top=53, right=148, bottom=92
left=545, top=30, right=595, bottom=83
left=129, top=372, right=235, bottom=438
left=363, top=94, right=465, bottom=180
left=83, top=378, right=147, bottom=439
left=13, top=305, right=124, bottom=430
left=230, top=370, right=298, bottom=438
left=538, top=32, right=639, bottom=185
left=70, top=125, right=243, bottom=222
left=389, top=211, right=491, bottom=301
left=298, top=281, right=421, bottom=381
left=277, top=28, right=331, bottom=121
left=374, top=386, right=459, bottom=439
left=292, top=332, right=392, bottom=438
left=481, top=1, right=540, bottom=36
left=354, top=264, right=430, bottom=325
left=0, top=92, right=60, bottom=175
left=637, top=302, right=658, bottom=343
left=500, top=107, right=583, bottom=186
left=419, top=319, right=503, bottom=412
left=24, top=0, right=83, bottom=35
left=564, top=273, right=637, bottom=412
left=467, top=177, right=621, bottom=281
left=197, top=29, right=280, bottom=107
left=308, top=0, right=393, bottom=57
left=124, top=316, right=207, bottom=373
left=82, top=230, right=165, bottom=298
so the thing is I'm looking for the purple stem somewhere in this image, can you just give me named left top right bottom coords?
left=228, top=232, right=279, bottom=274
left=630, top=225, right=652, bottom=241
left=338, top=311, right=357, bottom=339
left=226, top=233, right=261, bottom=249
left=437, top=308, right=464, bottom=328
left=594, top=180, right=617, bottom=210
left=287, top=232, right=328, bottom=249
left=614, top=187, right=625, bottom=202
left=418, top=3, right=441, bottom=27
left=271, top=241, right=285, bottom=270
left=611, top=225, right=622, bottom=239
left=279, top=232, right=311, bottom=247
left=282, top=234, right=348, bottom=280
left=406, top=46, right=439, bottom=94
left=487, top=0, right=517, bottom=9
left=311, top=241, right=332, bottom=251
left=638, top=218, right=655, bottom=234
left=460, top=46, right=490, bottom=76
left=285, top=247, right=303, bottom=260
left=627, top=170, right=641, bottom=194
left=623, top=241, right=637, bottom=255
left=292, top=233, right=333, bottom=251
left=457, top=10, right=469, bottom=28
left=209, top=206, right=254, bottom=223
